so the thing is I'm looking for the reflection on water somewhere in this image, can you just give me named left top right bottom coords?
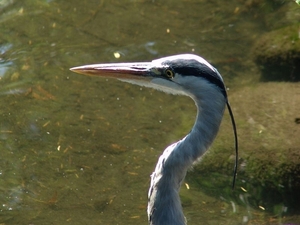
left=0, top=0, right=299, bottom=225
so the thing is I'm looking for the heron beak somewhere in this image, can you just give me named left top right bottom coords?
left=70, top=62, right=154, bottom=80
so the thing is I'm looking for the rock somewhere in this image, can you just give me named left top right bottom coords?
left=252, top=25, right=300, bottom=81
left=191, top=82, right=300, bottom=211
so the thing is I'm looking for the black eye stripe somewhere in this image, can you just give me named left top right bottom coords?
left=175, top=67, right=226, bottom=95
left=164, top=59, right=227, bottom=98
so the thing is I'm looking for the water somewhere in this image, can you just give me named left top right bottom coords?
left=0, top=0, right=299, bottom=224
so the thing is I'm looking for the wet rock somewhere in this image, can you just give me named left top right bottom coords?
left=252, top=25, right=300, bottom=81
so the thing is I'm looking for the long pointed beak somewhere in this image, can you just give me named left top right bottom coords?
left=70, top=62, right=154, bottom=80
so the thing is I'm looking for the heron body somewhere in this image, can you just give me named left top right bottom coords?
left=70, top=54, right=237, bottom=225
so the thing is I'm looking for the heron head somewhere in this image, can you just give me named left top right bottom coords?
left=70, top=54, right=227, bottom=99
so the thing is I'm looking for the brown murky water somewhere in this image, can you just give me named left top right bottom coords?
left=0, top=1, right=299, bottom=224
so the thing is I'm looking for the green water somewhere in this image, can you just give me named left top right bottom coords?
left=0, top=1, right=299, bottom=224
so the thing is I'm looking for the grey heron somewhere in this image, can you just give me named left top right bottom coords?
left=70, top=54, right=238, bottom=225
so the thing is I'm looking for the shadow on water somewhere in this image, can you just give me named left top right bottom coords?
left=1, top=0, right=300, bottom=225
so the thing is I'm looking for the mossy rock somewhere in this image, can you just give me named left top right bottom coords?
left=252, top=25, right=300, bottom=81
left=188, top=82, right=300, bottom=213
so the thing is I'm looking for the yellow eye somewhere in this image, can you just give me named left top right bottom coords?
left=165, top=69, right=174, bottom=79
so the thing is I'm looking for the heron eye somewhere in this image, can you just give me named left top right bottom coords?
left=165, top=69, right=174, bottom=79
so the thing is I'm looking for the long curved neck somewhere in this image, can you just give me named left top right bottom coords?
left=147, top=87, right=226, bottom=225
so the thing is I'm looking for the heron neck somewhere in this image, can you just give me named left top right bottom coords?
left=188, top=91, right=226, bottom=161
left=165, top=90, right=226, bottom=185
left=148, top=89, right=226, bottom=225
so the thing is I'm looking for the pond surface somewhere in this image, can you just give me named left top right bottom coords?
left=0, top=1, right=299, bottom=225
